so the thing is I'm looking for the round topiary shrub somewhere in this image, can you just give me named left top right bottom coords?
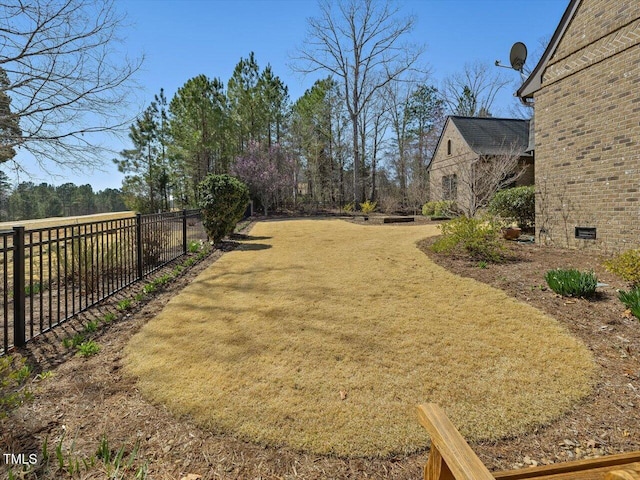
left=198, top=174, right=250, bottom=244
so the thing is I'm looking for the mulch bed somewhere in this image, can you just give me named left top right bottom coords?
left=1, top=221, right=639, bottom=479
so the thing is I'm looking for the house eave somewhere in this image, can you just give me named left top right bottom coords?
left=517, top=0, right=582, bottom=99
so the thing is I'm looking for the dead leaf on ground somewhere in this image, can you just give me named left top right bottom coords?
left=180, top=475, right=202, bottom=480
left=586, top=439, right=600, bottom=448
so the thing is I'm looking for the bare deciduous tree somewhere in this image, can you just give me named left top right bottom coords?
left=430, top=143, right=528, bottom=217
left=0, top=0, right=143, bottom=171
left=441, top=61, right=510, bottom=117
left=459, top=144, right=528, bottom=217
left=294, top=0, right=423, bottom=206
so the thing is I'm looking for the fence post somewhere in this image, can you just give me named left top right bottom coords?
left=13, top=226, right=25, bottom=348
left=136, top=213, right=143, bottom=280
left=182, top=209, right=187, bottom=255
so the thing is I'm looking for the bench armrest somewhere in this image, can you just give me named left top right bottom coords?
left=417, top=403, right=495, bottom=480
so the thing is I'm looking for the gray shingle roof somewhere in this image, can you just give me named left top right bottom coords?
left=450, top=116, right=531, bottom=156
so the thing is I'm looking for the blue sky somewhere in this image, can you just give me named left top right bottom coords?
left=9, top=0, right=568, bottom=191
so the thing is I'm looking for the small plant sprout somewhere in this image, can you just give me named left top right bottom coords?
left=77, top=340, right=101, bottom=357
left=172, top=265, right=184, bottom=276
left=35, top=370, right=54, bottom=381
left=1, top=356, right=33, bottom=418
left=188, top=240, right=201, bottom=253
left=618, top=286, right=640, bottom=320
left=63, top=333, right=85, bottom=349
left=84, top=320, right=99, bottom=333
left=117, top=299, right=133, bottom=311
left=25, top=281, right=43, bottom=296
left=103, top=312, right=117, bottom=323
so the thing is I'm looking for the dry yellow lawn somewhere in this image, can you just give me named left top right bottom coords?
left=125, top=219, right=595, bottom=458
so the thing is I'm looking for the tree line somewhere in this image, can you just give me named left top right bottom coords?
left=118, top=54, right=449, bottom=214
left=0, top=0, right=521, bottom=219
left=0, top=174, right=127, bottom=222
left=117, top=1, right=517, bottom=215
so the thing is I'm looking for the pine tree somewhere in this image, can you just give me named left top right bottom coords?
left=169, top=75, right=229, bottom=206
left=115, top=98, right=164, bottom=213
left=0, top=67, right=21, bottom=163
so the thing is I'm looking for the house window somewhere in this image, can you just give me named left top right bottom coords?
left=442, top=174, right=457, bottom=201
left=447, top=139, right=452, bottom=155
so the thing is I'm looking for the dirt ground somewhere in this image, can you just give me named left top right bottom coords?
left=1, top=217, right=640, bottom=479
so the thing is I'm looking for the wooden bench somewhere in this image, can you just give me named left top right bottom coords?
left=417, top=403, right=640, bottom=480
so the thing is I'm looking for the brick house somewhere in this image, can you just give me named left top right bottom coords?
left=428, top=116, right=534, bottom=216
left=518, top=0, right=640, bottom=250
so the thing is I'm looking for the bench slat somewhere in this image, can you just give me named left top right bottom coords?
left=494, top=458, right=640, bottom=480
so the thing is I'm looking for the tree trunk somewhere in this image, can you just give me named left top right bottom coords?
left=352, top=115, right=360, bottom=208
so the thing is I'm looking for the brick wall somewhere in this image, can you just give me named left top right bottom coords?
left=554, top=1, right=640, bottom=59
left=534, top=0, right=640, bottom=251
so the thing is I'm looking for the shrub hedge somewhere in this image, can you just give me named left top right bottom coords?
left=198, top=174, right=250, bottom=244
left=488, top=186, right=535, bottom=228
left=431, top=216, right=504, bottom=262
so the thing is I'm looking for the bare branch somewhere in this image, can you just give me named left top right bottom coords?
left=441, top=61, right=511, bottom=117
left=0, top=0, right=143, bottom=172
left=291, top=0, right=425, bottom=204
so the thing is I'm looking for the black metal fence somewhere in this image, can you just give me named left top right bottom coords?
left=1, top=210, right=208, bottom=355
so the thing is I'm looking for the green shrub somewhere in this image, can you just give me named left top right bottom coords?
left=422, top=200, right=455, bottom=218
left=431, top=216, right=504, bottom=261
left=198, top=174, right=250, bottom=244
left=544, top=269, right=598, bottom=298
left=488, top=186, right=535, bottom=228
left=618, top=287, right=640, bottom=319
left=604, top=249, right=640, bottom=286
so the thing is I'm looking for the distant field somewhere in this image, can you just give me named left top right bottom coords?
left=0, top=211, right=136, bottom=231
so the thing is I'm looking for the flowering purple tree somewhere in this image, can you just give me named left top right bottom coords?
left=232, top=141, right=295, bottom=215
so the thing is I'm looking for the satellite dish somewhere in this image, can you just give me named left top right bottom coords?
left=510, top=42, right=527, bottom=72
